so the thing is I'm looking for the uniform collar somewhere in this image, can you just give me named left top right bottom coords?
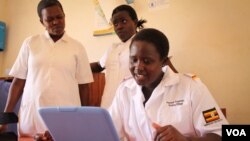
left=124, top=66, right=180, bottom=91
left=114, top=34, right=135, bottom=47
left=44, top=30, right=69, bottom=43
left=161, top=66, right=180, bottom=87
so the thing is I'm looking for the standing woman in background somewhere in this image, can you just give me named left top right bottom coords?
left=91, top=4, right=177, bottom=109
left=91, top=4, right=147, bottom=109
left=0, top=0, right=93, bottom=138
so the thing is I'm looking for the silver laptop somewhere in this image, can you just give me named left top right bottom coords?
left=38, top=106, right=119, bottom=141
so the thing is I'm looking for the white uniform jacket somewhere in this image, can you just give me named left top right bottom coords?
left=109, top=67, right=228, bottom=141
left=9, top=31, right=93, bottom=136
left=99, top=37, right=133, bottom=109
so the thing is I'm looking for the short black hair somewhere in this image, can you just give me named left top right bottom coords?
left=131, top=28, right=169, bottom=59
left=112, top=4, right=146, bottom=30
left=37, top=0, right=64, bottom=19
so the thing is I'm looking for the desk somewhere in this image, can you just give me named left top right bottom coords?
left=19, top=137, right=33, bottom=141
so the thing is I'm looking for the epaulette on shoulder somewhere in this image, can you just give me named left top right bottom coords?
left=184, top=73, right=200, bottom=80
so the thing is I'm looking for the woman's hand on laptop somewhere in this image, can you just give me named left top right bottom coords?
left=34, top=130, right=54, bottom=141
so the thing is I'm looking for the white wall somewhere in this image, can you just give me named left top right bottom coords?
left=0, top=0, right=250, bottom=124
left=134, top=0, right=250, bottom=124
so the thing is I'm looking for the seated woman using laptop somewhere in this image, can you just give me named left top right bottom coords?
left=108, top=28, right=228, bottom=141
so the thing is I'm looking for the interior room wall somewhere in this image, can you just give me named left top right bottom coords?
left=1, top=0, right=250, bottom=124
left=134, top=0, right=250, bottom=124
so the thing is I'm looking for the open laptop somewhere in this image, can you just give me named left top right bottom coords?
left=38, top=106, right=120, bottom=141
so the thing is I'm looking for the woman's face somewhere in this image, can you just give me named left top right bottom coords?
left=112, top=11, right=137, bottom=42
left=40, top=5, right=65, bottom=36
left=129, top=40, right=166, bottom=88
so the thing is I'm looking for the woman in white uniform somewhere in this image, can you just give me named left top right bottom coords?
left=91, top=5, right=178, bottom=109
left=109, top=28, right=228, bottom=141
left=0, top=0, right=93, bottom=138
left=91, top=5, right=147, bottom=109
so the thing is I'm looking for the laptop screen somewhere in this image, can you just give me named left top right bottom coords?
left=38, top=106, right=119, bottom=141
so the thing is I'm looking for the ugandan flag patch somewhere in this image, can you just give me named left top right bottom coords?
left=203, top=107, right=220, bottom=123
